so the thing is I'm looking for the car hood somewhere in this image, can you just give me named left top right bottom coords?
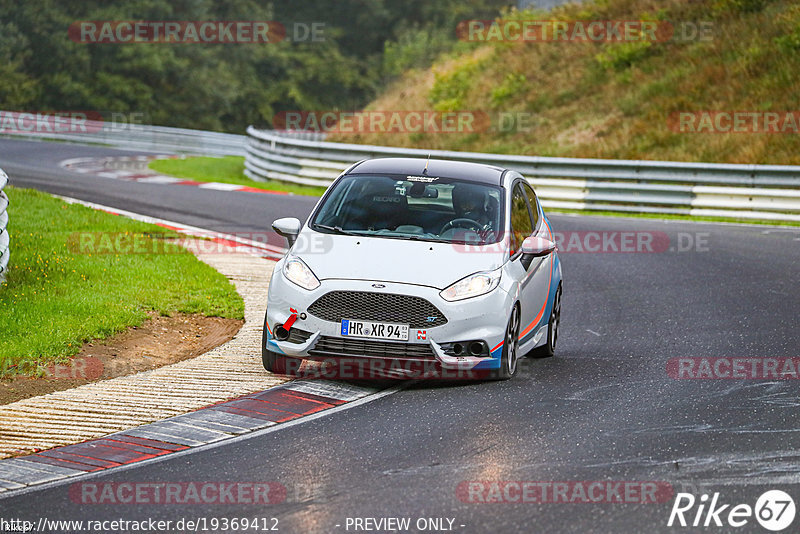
left=298, top=231, right=507, bottom=290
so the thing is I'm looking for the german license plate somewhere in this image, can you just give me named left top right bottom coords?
left=341, top=319, right=409, bottom=341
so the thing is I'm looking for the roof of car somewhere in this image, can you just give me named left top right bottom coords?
left=346, top=158, right=508, bottom=185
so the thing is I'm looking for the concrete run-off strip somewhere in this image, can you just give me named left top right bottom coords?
left=0, top=250, right=287, bottom=459
left=0, top=378, right=383, bottom=494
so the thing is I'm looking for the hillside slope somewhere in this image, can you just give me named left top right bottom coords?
left=331, top=0, right=800, bottom=165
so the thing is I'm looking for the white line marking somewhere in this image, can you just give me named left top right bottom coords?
left=761, top=229, right=800, bottom=235
left=136, top=176, right=182, bottom=184
left=586, top=329, right=601, bottom=337
left=197, top=182, right=245, bottom=191
left=55, top=195, right=287, bottom=257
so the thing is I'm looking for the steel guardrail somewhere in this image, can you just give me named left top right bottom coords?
left=0, top=111, right=248, bottom=156
left=0, top=168, right=9, bottom=282
left=245, top=127, right=800, bottom=222
left=2, top=107, right=797, bottom=222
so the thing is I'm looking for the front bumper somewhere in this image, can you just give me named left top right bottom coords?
left=265, top=265, right=513, bottom=371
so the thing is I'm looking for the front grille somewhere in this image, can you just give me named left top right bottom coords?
left=307, top=291, right=447, bottom=328
left=309, top=336, right=436, bottom=360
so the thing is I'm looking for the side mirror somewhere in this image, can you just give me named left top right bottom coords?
left=272, top=217, right=302, bottom=247
left=521, top=236, right=556, bottom=269
left=522, top=236, right=556, bottom=257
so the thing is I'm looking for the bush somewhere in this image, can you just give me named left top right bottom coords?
left=428, top=59, right=484, bottom=112
left=490, top=73, right=528, bottom=108
left=595, top=40, right=653, bottom=70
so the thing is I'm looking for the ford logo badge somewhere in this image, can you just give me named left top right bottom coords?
left=372, top=284, right=386, bottom=288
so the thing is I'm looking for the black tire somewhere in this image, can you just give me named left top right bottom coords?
left=490, top=305, right=521, bottom=380
left=262, top=311, right=300, bottom=375
left=533, top=283, right=561, bottom=358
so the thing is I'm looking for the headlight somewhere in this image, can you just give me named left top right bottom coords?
left=440, top=268, right=501, bottom=302
left=283, top=257, right=320, bottom=290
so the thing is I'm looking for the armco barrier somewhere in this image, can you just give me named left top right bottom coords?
left=0, top=111, right=247, bottom=156
left=0, top=168, right=9, bottom=282
left=1, top=108, right=797, bottom=222
left=245, top=127, right=800, bottom=222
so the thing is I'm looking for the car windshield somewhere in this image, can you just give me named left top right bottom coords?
left=311, top=174, right=504, bottom=244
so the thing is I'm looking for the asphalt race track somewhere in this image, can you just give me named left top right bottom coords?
left=2, top=138, right=799, bottom=533
left=0, top=138, right=316, bottom=250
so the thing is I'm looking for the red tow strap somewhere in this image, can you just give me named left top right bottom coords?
left=283, top=308, right=298, bottom=330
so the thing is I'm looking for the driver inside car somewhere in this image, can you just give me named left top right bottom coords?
left=451, top=182, right=493, bottom=229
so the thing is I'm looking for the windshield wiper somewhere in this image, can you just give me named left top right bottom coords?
left=313, top=224, right=360, bottom=236
left=383, top=234, right=449, bottom=243
left=315, top=226, right=451, bottom=243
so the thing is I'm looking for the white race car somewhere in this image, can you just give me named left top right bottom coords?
left=262, top=158, right=562, bottom=380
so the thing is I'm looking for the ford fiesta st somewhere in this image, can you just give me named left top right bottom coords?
left=262, top=158, right=562, bottom=380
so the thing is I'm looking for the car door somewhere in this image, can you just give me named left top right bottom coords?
left=512, top=181, right=551, bottom=346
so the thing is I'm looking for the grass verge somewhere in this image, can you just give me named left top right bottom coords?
left=149, top=156, right=327, bottom=196
left=0, top=186, right=244, bottom=377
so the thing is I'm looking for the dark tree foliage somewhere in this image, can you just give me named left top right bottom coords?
left=0, top=0, right=509, bottom=132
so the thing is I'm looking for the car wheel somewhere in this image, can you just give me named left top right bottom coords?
left=534, top=283, right=561, bottom=358
left=262, top=311, right=300, bottom=375
left=491, top=305, right=521, bottom=380
left=262, top=347, right=297, bottom=374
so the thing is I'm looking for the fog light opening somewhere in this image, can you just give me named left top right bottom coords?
left=469, top=341, right=485, bottom=356
left=453, top=343, right=464, bottom=356
left=274, top=325, right=290, bottom=341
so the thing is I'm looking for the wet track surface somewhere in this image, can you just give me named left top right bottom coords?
left=2, top=138, right=799, bottom=532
